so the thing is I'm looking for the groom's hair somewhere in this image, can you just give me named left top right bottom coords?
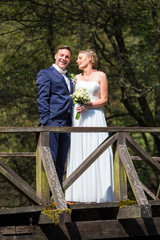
left=56, top=45, right=72, bottom=55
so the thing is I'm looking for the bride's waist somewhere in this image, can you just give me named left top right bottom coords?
left=90, top=97, right=99, bottom=101
left=73, top=105, right=103, bottom=112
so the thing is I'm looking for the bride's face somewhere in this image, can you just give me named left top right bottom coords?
left=76, top=53, right=91, bottom=70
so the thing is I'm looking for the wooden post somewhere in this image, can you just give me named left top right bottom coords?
left=36, top=132, right=50, bottom=205
left=118, top=132, right=152, bottom=217
left=40, top=131, right=68, bottom=210
left=114, top=144, right=128, bottom=202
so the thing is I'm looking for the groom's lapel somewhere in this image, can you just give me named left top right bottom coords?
left=50, top=66, right=69, bottom=92
left=67, top=73, right=73, bottom=93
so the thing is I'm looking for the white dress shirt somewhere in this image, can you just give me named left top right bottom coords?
left=53, top=64, right=70, bottom=92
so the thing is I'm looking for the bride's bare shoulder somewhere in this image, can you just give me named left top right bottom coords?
left=93, top=71, right=107, bottom=81
left=75, top=73, right=82, bottom=82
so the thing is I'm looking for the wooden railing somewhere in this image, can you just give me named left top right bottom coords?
left=0, top=127, right=160, bottom=220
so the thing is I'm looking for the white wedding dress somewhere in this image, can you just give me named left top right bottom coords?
left=65, top=81, right=114, bottom=203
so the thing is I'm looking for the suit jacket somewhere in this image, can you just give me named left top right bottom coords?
left=36, top=65, right=73, bottom=126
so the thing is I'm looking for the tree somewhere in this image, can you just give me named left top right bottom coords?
left=0, top=0, right=160, bottom=206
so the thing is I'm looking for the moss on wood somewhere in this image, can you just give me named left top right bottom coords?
left=119, top=199, right=136, bottom=208
left=42, top=203, right=72, bottom=225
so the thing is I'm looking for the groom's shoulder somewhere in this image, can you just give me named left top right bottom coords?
left=37, top=66, right=54, bottom=76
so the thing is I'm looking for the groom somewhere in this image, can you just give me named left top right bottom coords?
left=36, top=45, right=73, bottom=185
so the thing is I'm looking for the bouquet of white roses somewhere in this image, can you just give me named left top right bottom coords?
left=70, top=87, right=90, bottom=119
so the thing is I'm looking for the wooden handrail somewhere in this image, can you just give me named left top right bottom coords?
left=0, top=127, right=160, bottom=221
left=0, top=126, right=160, bottom=133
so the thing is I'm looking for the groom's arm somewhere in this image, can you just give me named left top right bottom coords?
left=36, top=70, right=50, bottom=126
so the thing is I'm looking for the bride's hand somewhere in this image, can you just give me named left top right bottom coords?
left=76, top=102, right=92, bottom=112
left=76, top=104, right=86, bottom=113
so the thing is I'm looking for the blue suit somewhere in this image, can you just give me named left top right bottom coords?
left=36, top=65, right=73, bottom=184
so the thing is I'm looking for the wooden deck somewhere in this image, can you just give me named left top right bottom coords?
left=0, top=127, right=160, bottom=239
left=1, top=201, right=160, bottom=239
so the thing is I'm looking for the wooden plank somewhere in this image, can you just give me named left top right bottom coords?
left=0, top=226, right=47, bottom=239
left=114, top=145, right=128, bottom=201
left=0, top=159, right=35, bottom=194
left=118, top=205, right=141, bottom=219
left=41, top=146, right=68, bottom=210
left=131, top=156, right=160, bottom=161
left=126, top=134, right=160, bottom=172
left=156, top=183, right=160, bottom=198
left=1, top=218, right=160, bottom=239
left=62, top=218, right=160, bottom=239
left=118, top=205, right=153, bottom=219
left=36, top=133, right=50, bottom=205
left=0, top=205, right=44, bottom=215
left=0, top=126, right=160, bottom=133
left=0, top=163, right=42, bottom=205
left=1, top=226, right=34, bottom=236
left=149, top=200, right=160, bottom=205
left=141, top=181, right=159, bottom=200
left=0, top=152, right=36, bottom=157
left=63, top=133, right=118, bottom=191
left=1, top=153, right=160, bottom=160
left=74, top=218, right=160, bottom=239
left=40, top=132, right=69, bottom=212
left=117, top=133, right=152, bottom=217
left=68, top=201, right=120, bottom=210
left=0, top=159, right=36, bottom=195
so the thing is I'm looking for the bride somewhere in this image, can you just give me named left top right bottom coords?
left=65, top=50, right=114, bottom=203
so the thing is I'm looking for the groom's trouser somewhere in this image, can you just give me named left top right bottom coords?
left=45, top=118, right=71, bottom=185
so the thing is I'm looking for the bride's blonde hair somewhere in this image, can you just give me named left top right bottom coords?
left=79, top=50, right=98, bottom=69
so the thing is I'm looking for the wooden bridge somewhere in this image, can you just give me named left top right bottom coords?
left=0, top=126, right=160, bottom=239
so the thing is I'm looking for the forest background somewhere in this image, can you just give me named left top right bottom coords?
left=0, top=0, right=160, bottom=207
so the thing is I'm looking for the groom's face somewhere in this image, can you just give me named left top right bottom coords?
left=55, top=49, right=71, bottom=70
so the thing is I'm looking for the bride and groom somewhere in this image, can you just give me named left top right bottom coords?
left=36, top=45, right=114, bottom=203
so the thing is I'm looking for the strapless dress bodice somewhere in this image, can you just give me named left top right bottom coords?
left=75, top=81, right=100, bottom=102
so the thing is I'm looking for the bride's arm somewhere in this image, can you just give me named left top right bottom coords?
left=77, top=72, right=108, bottom=113
left=86, top=72, right=108, bottom=108
left=73, top=75, right=78, bottom=91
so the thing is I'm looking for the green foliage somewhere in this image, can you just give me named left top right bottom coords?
left=0, top=0, right=160, bottom=207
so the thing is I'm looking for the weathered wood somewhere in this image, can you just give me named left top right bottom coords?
left=118, top=205, right=142, bottom=219
left=0, top=205, right=44, bottom=215
left=41, top=146, right=68, bottom=210
left=0, top=126, right=160, bottom=133
left=117, top=132, right=152, bottom=217
left=1, top=153, right=160, bottom=160
left=141, top=181, right=159, bottom=200
left=63, top=133, right=118, bottom=191
left=0, top=159, right=42, bottom=205
left=1, top=218, right=160, bottom=240
left=68, top=201, right=119, bottom=210
left=36, top=132, right=71, bottom=224
left=0, top=152, right=36, bottom=157
left=156, top=183, right=160, bottom=198
left=126, top=134, right=160, bottom=172
left=0, top=226, right=47, bottom=240
left=131, top=156, right=160, bottom=161
left=40, top=132, right=68, bottom=211
left=114, top=145, right=128, bottom=201
left=0, top=159, right=35, bottom=193
left=1, top=226, right=35, bottom=236
left=0, top=202, right=160, bottom=239
left=1, top=126, right=160, bottom=239
left=118, top=205, right=153, bottom=219
left=36, top=132, right=50, bottom=205
left=39, top=218, right=160, bottom=239
left=66, top=218, right=160, bottom=239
